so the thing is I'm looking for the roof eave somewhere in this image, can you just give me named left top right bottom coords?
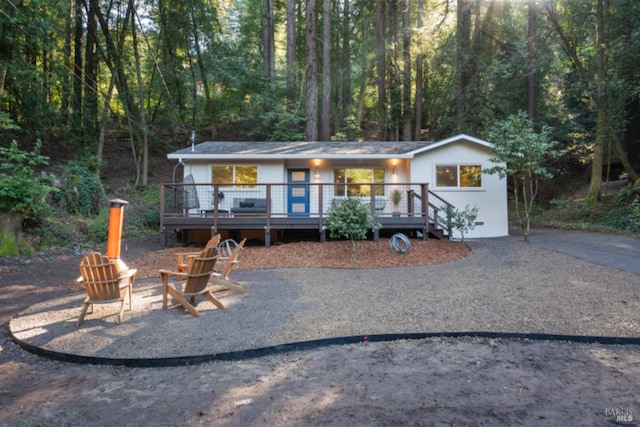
left=167, top=153, right=415, bottom=161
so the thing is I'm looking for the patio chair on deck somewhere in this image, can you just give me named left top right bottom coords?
left=210, top=238, right=247, bottom=293
left=175, top=234, right=221, bottom=273
left=77, top=252, right=137, bottom=327
left=160, top=245, right=224, bottom=317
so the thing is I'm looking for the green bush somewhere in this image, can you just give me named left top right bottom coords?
left=52, top=163, right=106, bottom=216
left=325, top=197, right=380, bottom=264
left=0, top=140, right=53, bottom=218
left=88, top=207, right=110, bottom=242
left=598, top=202, right=640, bottom=234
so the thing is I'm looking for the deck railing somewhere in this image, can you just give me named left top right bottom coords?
left=159, top=182, right=453, bottom=246
left=161, top=182, right=444, bottom=216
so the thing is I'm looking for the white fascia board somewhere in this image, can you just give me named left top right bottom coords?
left=406, top=134, right=493, bottom=156
left=166, top=153, right=413, bottom=161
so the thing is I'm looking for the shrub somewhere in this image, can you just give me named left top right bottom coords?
left=0, top=140, right=53, bottom=217
left=89, top=207, right=110, bottom=242
left=325, top=197, right=380, bottom=263
left=449, top=204, right=479, bottom=243
left=52, top=163, right=106, bottom=216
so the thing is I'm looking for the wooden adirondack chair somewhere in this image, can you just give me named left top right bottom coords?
left=210, top=238, right=247, bottom=293
left=175, top=234, right=221, bottom=273
left=160, top=245, right=224, bottom=316
left=77, top=252, right=137, bottom=327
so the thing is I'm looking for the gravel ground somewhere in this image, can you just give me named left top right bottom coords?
left=10, top=234, right=640, bottom=361
left=3, top=231, right=640, bottom=426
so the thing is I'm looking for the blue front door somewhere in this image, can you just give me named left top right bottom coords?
left=287, top=169, right=310, bottom=217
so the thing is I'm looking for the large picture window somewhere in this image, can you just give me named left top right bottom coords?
left=435, top=164, right=482, bottom=188
left=212, top=165, right=257, bottom=187
left=334, top=168, right=385, bottom=197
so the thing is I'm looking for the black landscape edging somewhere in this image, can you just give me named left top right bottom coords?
left=10, top=330, right=640, bottom=368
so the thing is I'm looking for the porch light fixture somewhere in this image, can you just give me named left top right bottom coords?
left=314, top=167, right=321, bottom=181
left=392, top=159, right=399, bottom=175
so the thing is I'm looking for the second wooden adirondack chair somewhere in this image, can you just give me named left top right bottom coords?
left=160, top=245, right=223, bottom=317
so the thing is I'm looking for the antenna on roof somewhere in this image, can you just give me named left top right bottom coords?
left=190, top=130, right=196, bottom=151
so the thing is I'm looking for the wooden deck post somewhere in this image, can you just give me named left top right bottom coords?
left=264, top=185, right=271, bottom=247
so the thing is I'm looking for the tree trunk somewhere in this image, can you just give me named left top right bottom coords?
left=97, top=77, right=115, bottom=178
left=131, top=1, right=148, bottom=187
left=190, top=7, right=217, bottom=138
left=0, top=212, right=26, bottom=257
left=341, top=0, right=351, bottom=127
left=587, top=0, right=609, bottom=204
left=305, top=0, right=318, bottom=141
left=527, top=0, right=537, bottom=121
left=389, top=0, right=400, bottom=141
left=456, top=0, right=472, bottom=133
left=402, top=0, right=412, bottom=141
left=286, top=0, right=297, bottom=108
left=320, top=0, right=331, bottom=141
left=263, top=0, right=275, bottom=81
left=84, top=0, right=98, bottom=137
left=376, top=0, right=387, bottom=139
left=414, top=0, right=424, bottom=141
left=72, top=0, right=84, bottom=131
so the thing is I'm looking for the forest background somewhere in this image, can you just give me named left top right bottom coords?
left=0, top=0, right=639, bottom=253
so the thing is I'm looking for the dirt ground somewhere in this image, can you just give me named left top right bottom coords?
left=1, top=236, right=639, bottom=426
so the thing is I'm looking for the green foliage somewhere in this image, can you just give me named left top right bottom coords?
left=532, top=179, right=640, bottom=235
left=238, top=92, right=306, bottom=141
left=485, top=111, right=565, bottom=241
left=598, top=202, right=640, bottom=234
left=325, top=197, right=381, bottom=264
left=485, top=111, right=564, bottom=180
left=125, top=187, right=162, bottom=236
left=449, top=204, right=479, bottom=243
left=0, top=140, right=53, bottom=217
left=51, top=163, right=106, bottom=216
left=88, top=208, right=110, bottom=242
left=331, top=116, right=364, bottom=141
left=391, top=189, right=402, bottom=210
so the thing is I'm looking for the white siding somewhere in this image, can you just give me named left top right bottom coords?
left=410, top=140, right=508, bottom=239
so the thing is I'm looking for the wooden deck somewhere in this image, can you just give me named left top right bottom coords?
left=159, top=183, right=452, bottom=247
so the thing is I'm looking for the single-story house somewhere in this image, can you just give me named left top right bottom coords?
left=160, top=134, right=508, bottom=246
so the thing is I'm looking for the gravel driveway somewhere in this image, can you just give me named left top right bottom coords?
left=2, top=230, right=639, bottom=427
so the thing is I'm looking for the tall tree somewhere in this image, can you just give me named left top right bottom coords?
left=376, top=0, right=387, bottom=139
left=340, top=0, right=351, bottom=128
left=263, top=0, right=275, bottom=81
left=286, top=0, right=297, bottom=107
left=456, top=0, right=473, bottom=133
left=84, top=0, right=98, bottom=138
left=402, top=0, right=412, bottom=141
left=586, top=0, right=610, bottom=204
left=72, top=0, right=83, bottom=131
left=413, top=0, right=424, bottom=141
left=305, top=0, right=318, bottom=141
left=320, top=0, right=331, bottom=140
left=527, top=0, right=537, bottom=121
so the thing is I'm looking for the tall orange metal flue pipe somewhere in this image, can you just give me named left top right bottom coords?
left=106, top=199, right=129, bottom=273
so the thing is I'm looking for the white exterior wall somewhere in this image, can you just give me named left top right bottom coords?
left=173, top=139, right=508, bottom=238
left=410, top=141, right=509, bottom=239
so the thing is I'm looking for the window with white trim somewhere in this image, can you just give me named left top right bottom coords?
left=435, top=164, right=482, bottom=188
left=212, top=165, right=257, bottom=187
left=333, top=168, right=385, bottom=197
